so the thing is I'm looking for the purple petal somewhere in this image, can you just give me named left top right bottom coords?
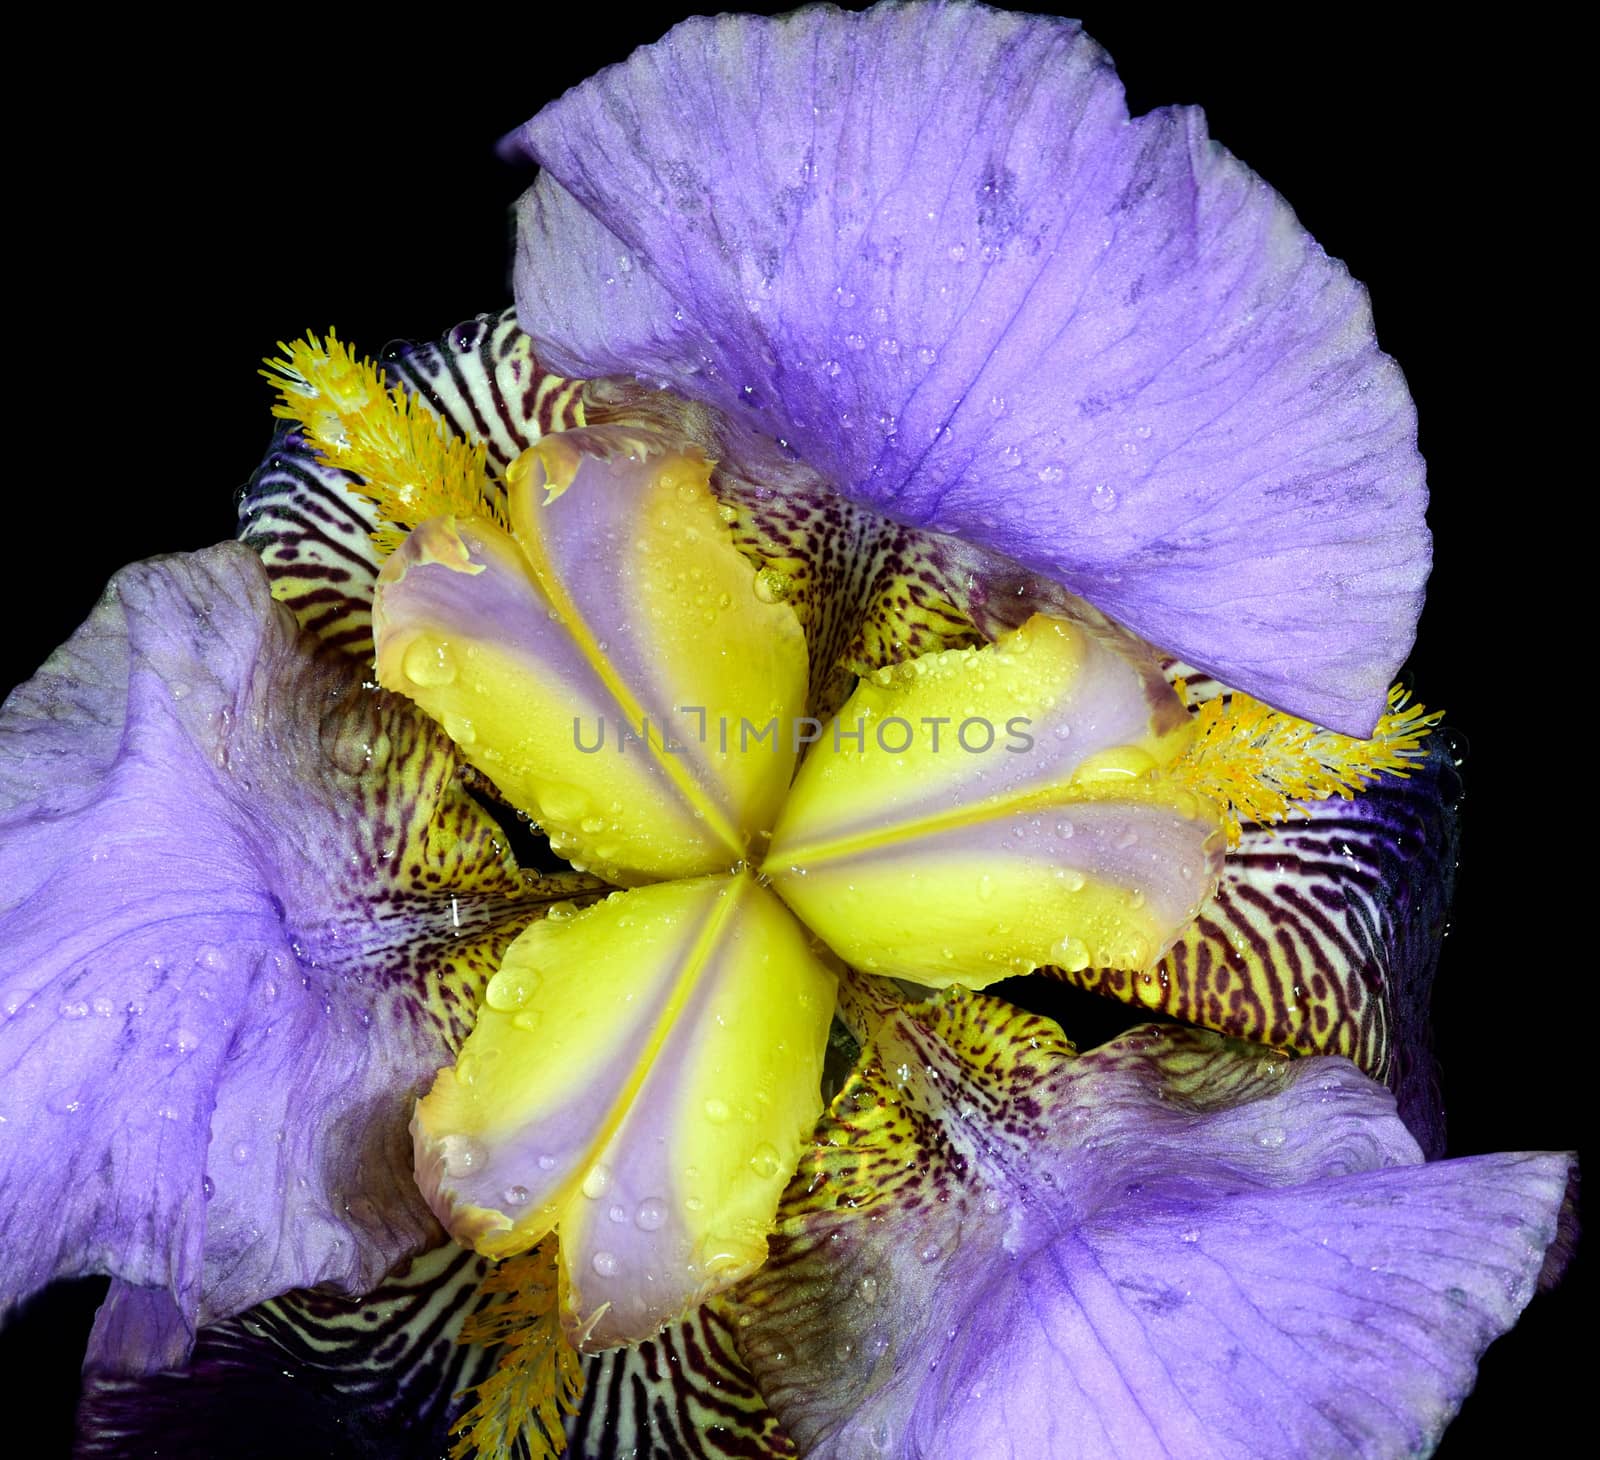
left=0, top=545, right=544, bottom=1373
left=507, top=4, right=1428, bottom=734
left=732, top=990, right=1570, bottom=1458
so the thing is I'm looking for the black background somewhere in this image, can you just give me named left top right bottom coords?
left=3, top=6, right=1581, bottom=1454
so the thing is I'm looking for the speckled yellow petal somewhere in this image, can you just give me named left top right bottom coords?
left=412, top=873, right=835, bottom=1349
left=767, top=614, right=1224, bottom=987
left=372, top=427, right=809, bottom=883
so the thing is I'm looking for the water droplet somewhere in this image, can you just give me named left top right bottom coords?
left=609, top=1203, right=628, bottom=1224
left=749, top=1142, right=783, bottom=1179
left=1054, top=820, right=1075, bottom=839
left=876, top=336, right=900, bottom=356
left=987, top=394, right=1006, bottom=416
left=537, top=1153, right=558, bottom=1171
left=1091, top=483, right=1117, bottom=513
left=1256, top=1127, right=1287, bottom=1149
left=703, top=1098, right=731, bottom=1124
left=917, top=345, right=938, bottom=365
left=821, top=358, right=842, bottom=378
left=402, top=638, right=457, bottom=687
left=232, top=1141, right=252, bottom=1165
left=172, top=1028, right=200, bottom=1055
left=485, top=968, right=534, bottom=1011
left=504, top=1184, right=531, bottom=1206
left=635, top=1198, right=668, bottom=1231
left=1179, top=1228, right=1200, bottom=1243
left=58, top=1001, right=89, bottom=1020
left=591, top=1250, right=620, bottom=1278
left=1052, top=936, right=1091, bottom=973
left=202, top=1175, right=215, bottom=1200
left=948, top=242, right=967, bottom=262
left=999, top=444, right=1021, bottom=467
left=1037, top=464, right=1064, bottom=483
left=845, top=332, right=867, bottom=351
left=581, top=1164, right=613, bottom=1200
left=919, top=1241, right=941, bottom=1264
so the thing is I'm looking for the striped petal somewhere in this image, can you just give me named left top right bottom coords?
left=78, top=1245, right=498, bottom=1457
left=768, top=613, right=1223, bottom=988
left=0, top=546, right=553, bottom=1373
left=569, top=1301, right=796, bottom=1458
left=239, top=312, right=587, bottom=663
left=1050, top=737, right=1459, bottom=1156
left=413, top=874, right=836, bottom=1348
left=373, top=427, right=810, bottom=883
left=238, top=426, right=385, bottom=658
left=80, top=1253, right=794, bottom=1460
left=732, top=988, right=1571, bottom=1458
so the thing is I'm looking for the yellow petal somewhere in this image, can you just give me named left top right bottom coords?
left=766, top=614, right=1224, bottom=986
left=373, top=428, right=809, bottom=882
left=412, top=873, right=836, bottom=1348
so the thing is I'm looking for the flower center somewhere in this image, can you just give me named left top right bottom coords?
left=266, top=333, right=1435, bottom=1352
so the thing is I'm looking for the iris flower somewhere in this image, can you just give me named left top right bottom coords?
left=0, top=5, right=1575, bottom=1456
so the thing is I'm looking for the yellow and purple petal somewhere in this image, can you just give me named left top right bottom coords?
left=768, top=614, right=1223, bottom=987
left=0, top=545, right=549, bottom=1373
left=1051, top=738, right=1461, bottom=1156
left=373, top=428, right=809, bottom=882
left=732, top=987, right=1571, bottom=1458
left=412, top=874, right=835, bottom=1348
left=506, top=4, right=1427, bottom=735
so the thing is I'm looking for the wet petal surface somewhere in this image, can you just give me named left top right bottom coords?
left=0, top=545, right=542, bottom=1372
left=374, top=428, right=809, bottom=883
left=506, top=4, right=1428, bottom=735
left=733, top=989, right=1570, bottom=1459
left=413, top=873, right=835, bottom=1348
left=768, top=614, right=1223, bottom=986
